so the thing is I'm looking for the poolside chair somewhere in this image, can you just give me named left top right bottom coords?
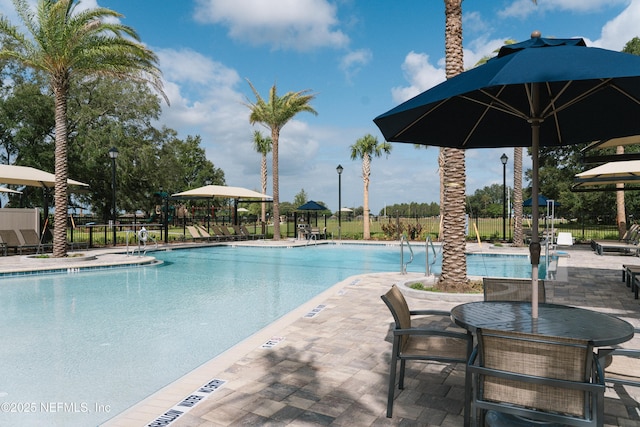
left=556, top=232, right=574, bottom=246
left=592, top=224, right=640, bottom=255
left=381, top=285, right=473, bottom=421
left=210, top=225, right=234, bottom=241
left=19, top=229, right=53, bottom=253
left=186, top=225, right=209, bottom=242
left=0, top=229, right=41, bottom=254
left=195, top=225, right=220, bottom=242
left=482, top=277, right=546, bottom=303
left=240, top=224, right=264, bottom=240
left=468, top=328, right=604, bottom=427
left=232, top=225, right=248, bottom=240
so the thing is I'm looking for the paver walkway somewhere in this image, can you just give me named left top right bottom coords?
left=101, top=243, right=640, bottom=427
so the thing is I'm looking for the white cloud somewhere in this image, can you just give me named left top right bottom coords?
left=391, top=52, right=446, bottom=104
left=193, top=0, right=349, bottom=51
left=339, top=48, right=372, bottom=81
left=592, top=0, right=640, bottom=50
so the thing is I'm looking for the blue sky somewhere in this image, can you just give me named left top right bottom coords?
left=2, top=0, right=640, bottom=213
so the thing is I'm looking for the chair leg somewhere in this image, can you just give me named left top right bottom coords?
left=387, top=351, right=398, bottom=418
left=399, top=359, right=406, bottom=389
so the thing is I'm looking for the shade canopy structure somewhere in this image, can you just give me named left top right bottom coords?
left=523, top=195, right=559, bottom=207
left=0, top=164, right=88, bottom=188
left=573, top=160, right=640, bottom=191
left=172, top=185, right=272, bottom=200
left=374, top=34, right=640, bottom=318
left=297, top=200, right=328, bottom=211
left=0, top=187, right=22, bottom=194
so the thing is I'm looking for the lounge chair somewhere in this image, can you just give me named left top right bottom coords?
left=209, top=225, right=233, bottom=241
left=0, top=229, right=41, bottom=254
left=186, top=225, right=209, bottom=242
left=468, top=328, right=604, bottom=427
left=380, top=285, right=473, bottom=420
left=19, top=229, right=53, bottom=253
left=240, top=224, right=264, bottom=240
left=214, top=225, right=239, bottom=241
left=232, top=225, right=248, bottom=240
left=592, top=224, right=639, bottom=253
left=195, top=225, right=220, bottom=242
left=594, top=239, right=640, bottom=256
left=482, top=277, right=546, bottom=303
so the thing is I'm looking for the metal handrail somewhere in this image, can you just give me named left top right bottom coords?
left=400, top=234, right=414, bottom=274
left=425, top=235, right=438, bottom=276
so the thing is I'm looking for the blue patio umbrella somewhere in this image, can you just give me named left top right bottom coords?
left=374, top=33, right=640, bottom=318
left=522, top=195, right=560, bottom=207
left=297, top=200, right=328, bottom=211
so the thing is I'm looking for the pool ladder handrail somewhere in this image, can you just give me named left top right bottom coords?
left=400, top=234, right=414, bottom=274
left=425, top=235, right=438, bottom=277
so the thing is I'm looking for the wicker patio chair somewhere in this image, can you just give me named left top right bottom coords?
left=468, top=328, right=604, bottom=427
left=482, top=277, right=546, bottom=303
left=381, top=285, right=473, bottom=420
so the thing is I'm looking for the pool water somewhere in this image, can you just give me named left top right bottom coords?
left=0, top=245, right=545, bottom=426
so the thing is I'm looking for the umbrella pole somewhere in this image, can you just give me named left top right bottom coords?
left=530, top=83, right=541, bottom=320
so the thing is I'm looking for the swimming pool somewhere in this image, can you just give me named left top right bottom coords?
left=0, top=245, right=545, bottom=426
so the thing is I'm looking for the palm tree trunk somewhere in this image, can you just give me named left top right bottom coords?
left=271, top=129, right=281, bottom=240
left=363, top=153, right=371, bottom=239
left=512, top=147, right=524, bottom=246
left=261, top=153, right=267, bottom=224
left=440, top=0, right=467, bottom=288
left=53, top=83, right=69, bottom=257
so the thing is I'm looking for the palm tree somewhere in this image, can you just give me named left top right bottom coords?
left=245, top=79, right=317, bottom=240
left=0, top=0, right=165, bottom=257
left=440, top=0, right=467, bottom=289
left=350, top=134, right=391, bottom=240
left=252, top=130, right=272, bottom=224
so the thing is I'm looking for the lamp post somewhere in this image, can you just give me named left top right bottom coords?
left=501, top=153, right=508, bottom=241
left=108, top=147, right=119, bottom=246
left=336, top=165, right=343, bottom=240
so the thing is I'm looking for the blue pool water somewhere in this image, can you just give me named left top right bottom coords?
left=0, top=245, right=545, bottom=426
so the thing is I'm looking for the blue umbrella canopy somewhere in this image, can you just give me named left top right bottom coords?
left=374, top=36, right=640, bottom=147
left=374, top=33, right=640, bottom=318
left=522, top=195, right=560, bottom=207
left=297, top=200, right=328, bottom=211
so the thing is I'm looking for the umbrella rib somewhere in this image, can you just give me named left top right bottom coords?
left=461, top=87, right=531, bottom=121
left=392, top=98, right=450, bottom=139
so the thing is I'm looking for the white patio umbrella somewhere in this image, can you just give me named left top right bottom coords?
left=0, top=187, right=22, bottom=194
left=573, top=160, right=640, bottom=190
left=172, top=185, right=271, bottom=200
left=0, top=164, right=88, bottom=188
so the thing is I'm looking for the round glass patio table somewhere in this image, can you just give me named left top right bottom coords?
left=451, top=301, right=634, bottom=346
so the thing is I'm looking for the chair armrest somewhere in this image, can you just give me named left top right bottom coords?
left=393, top=328, right=471, bottom=341
left=410, top=309, right=451, bottom=316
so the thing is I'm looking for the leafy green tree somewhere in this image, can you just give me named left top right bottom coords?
left=252, top=130, right=272, bottom=223
left=245, top=79, right=317, bottom=240
left=349, top=134, right=391, bottom=239
left=0, top=0, right=165, bottom=257
left=293, top=188, right=308, bottom=208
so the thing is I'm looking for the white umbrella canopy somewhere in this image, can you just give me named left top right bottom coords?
left=172, top=185, right=272, bottom=200
left=573, top=160, right=640, bottom=189
left=0, top=187, right=22, bottom=194
left=0, top=165, right=88, bottom=188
